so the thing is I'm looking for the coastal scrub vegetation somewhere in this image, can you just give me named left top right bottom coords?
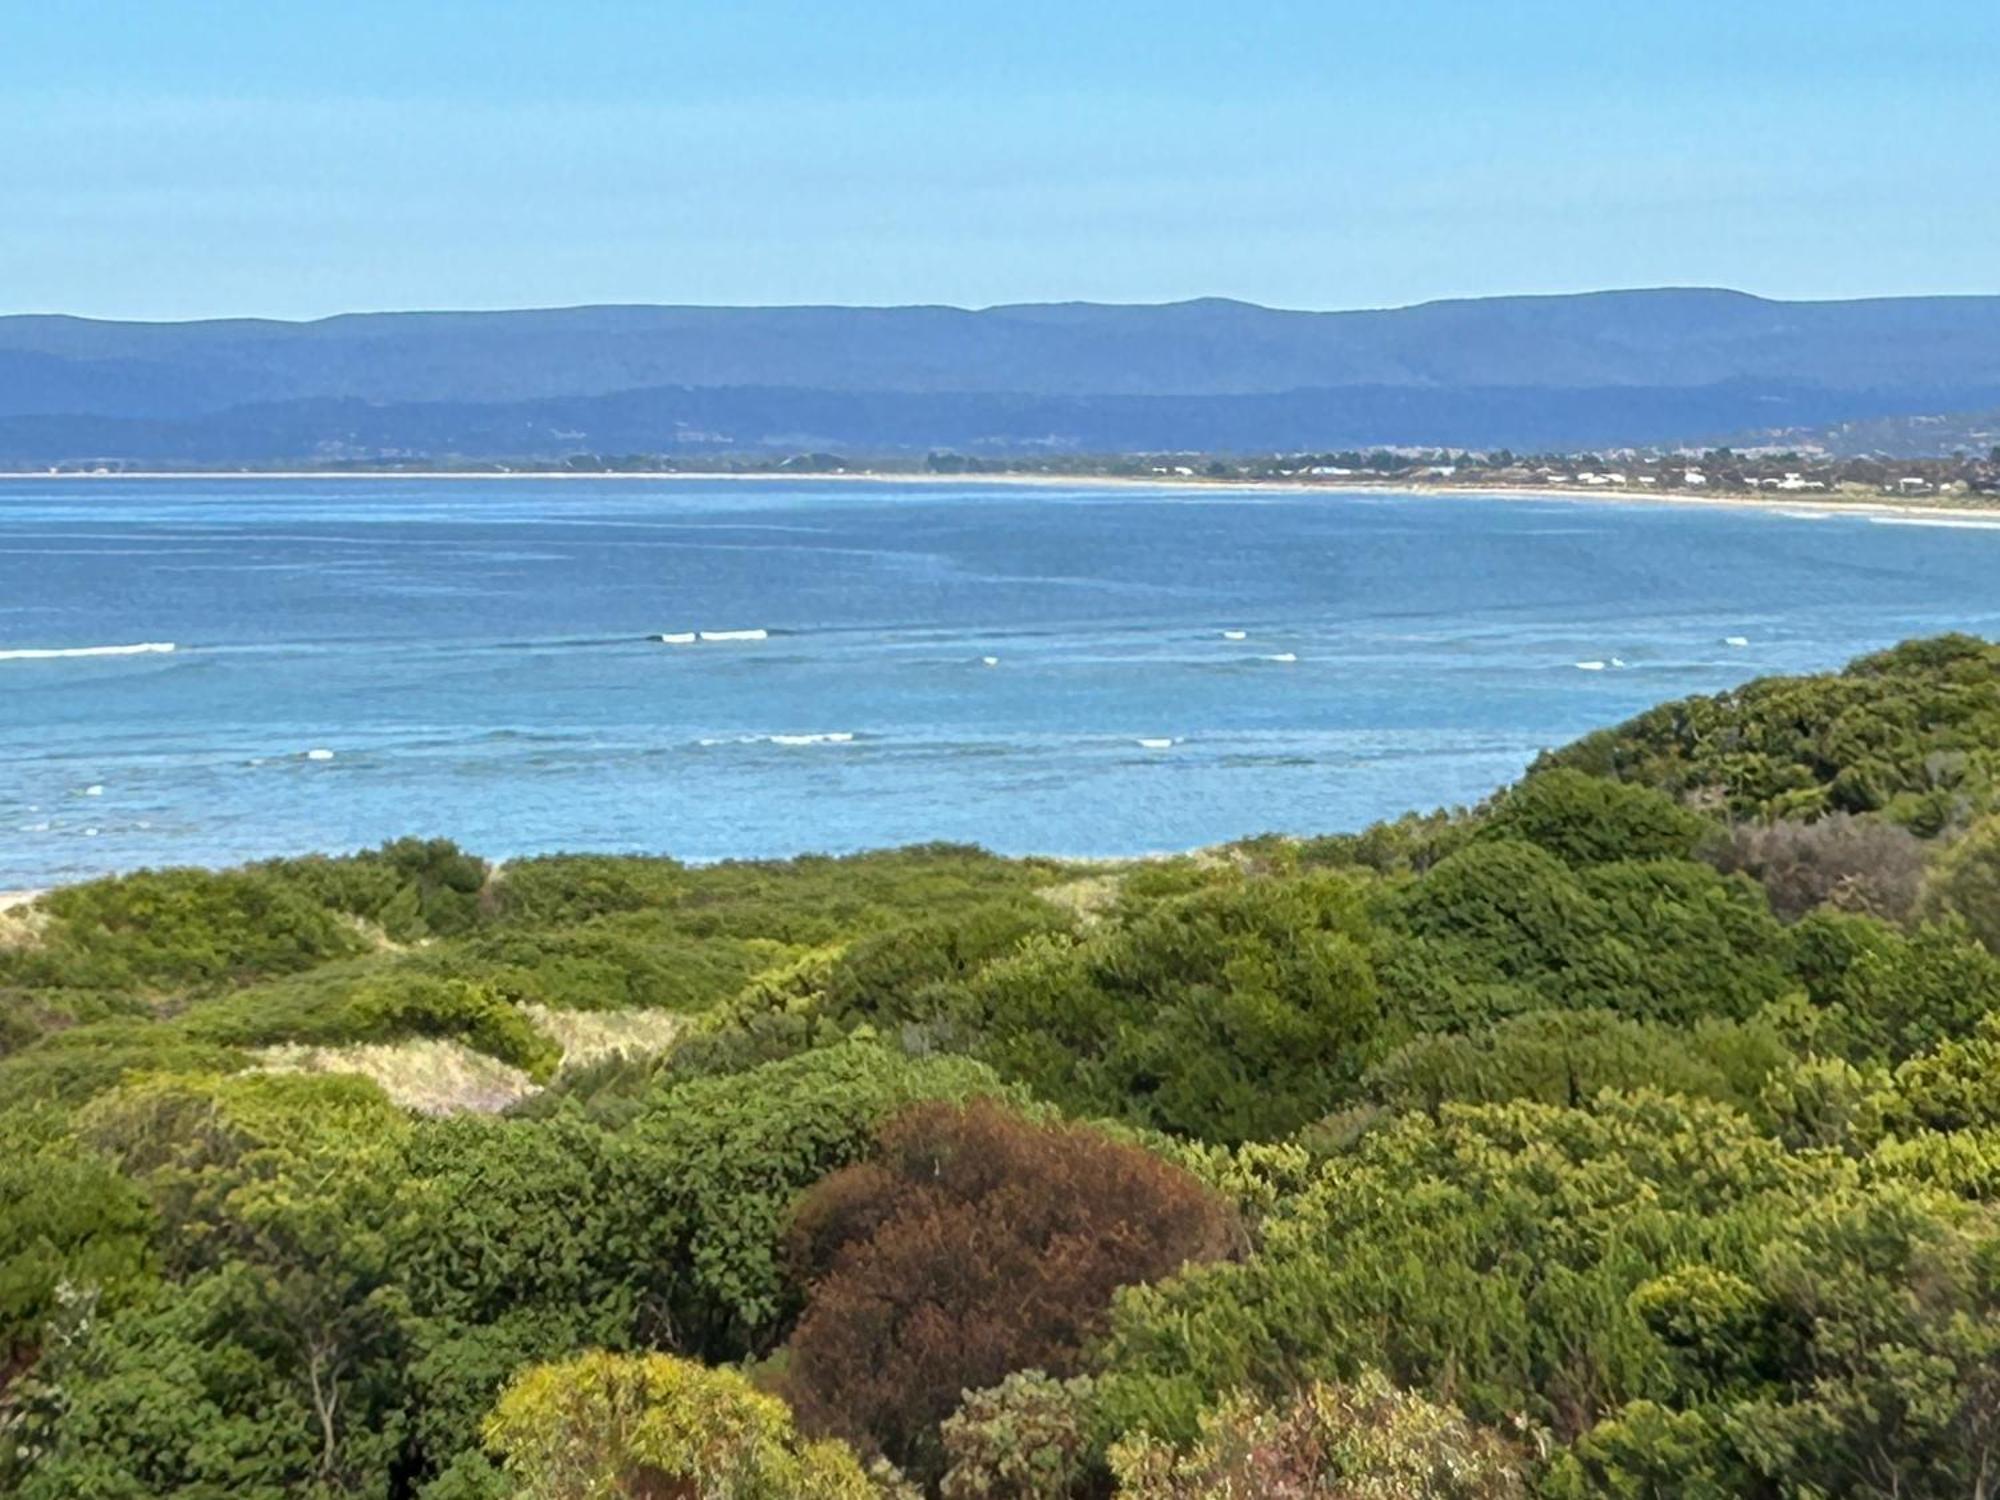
left=5, top=637, right=2000, bottom=1495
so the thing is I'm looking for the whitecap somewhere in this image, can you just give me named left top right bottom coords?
left=1575, top=660, right=1607, bottom=671
left=1724, top=636, right=1749, bottom=647
left=82, top=784, right=104, bottom=797
left=305, top=748, right=336, bottom=761
left=980, top=655, right=999, bottom=666
left=1221, top=629, right=1248, bottom=641
left=1137, top=737, right=1175, bottom=749
left=0, top=641, right=176, bottom=662
left=699, top=628, right=769, bottom=642
left=1610, top=657, right=1627, bottom=668
left=769, top=731, right=856, bottom=746
left=1869, top=516, right=2000, bottom=531
left=1265, top=652, right=1298, bottom=663
left=654, top=631, right=697, bottom=645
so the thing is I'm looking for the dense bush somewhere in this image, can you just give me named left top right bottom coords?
left=1790, top=909, right=2000, bottom=1062
left=2, top=867, right=365, bottom=996
left=0, top=1107, right=157, bottom=1367
left=1709, top=812, right=1929, bottom=922
left=6, top=637, right=2000, bottom=1499
left=261, top=837, right=490, bottom=941
left=1538, top=633, right=2000, bottom=827
left=171, top=960, right=559, bottom=1076
left=481, top=1350, right=878, bottom=1499
left=1920, top=812, right=2000, bottom=951
left=1108, top=1372, right=1527, bottom=1499
left=1479, top=767, right=1711, bottom=868
left=938, top=1371, right=1106, bottom=1500
left=1291, top=807, right=1476, bottom=875
left=1387, top=841, right=1791, bottom=1028
left=1362, top=1007, right=1791, bottom=1117
left=940, top=873, right=1390, bottom=1142
left=820, top=898, right=1074, bottom=1029
left=1092, top=1093, right=1820, bottom=1441
left=781, top=1100, right=1241, bottom=1481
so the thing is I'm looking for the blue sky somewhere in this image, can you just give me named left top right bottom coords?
left=5, top=0, right=1996, bottom=319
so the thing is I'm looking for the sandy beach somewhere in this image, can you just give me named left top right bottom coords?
left=3, top=465, right=1997, bottom=525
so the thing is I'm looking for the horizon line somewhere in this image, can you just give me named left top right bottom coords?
left=12, top=285, right=2000, bottom=330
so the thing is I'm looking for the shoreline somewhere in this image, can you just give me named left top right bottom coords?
left=2, top=466, right=1997, bottom=524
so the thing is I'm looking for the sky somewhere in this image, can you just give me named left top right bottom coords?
left=5, top=0, right=1997, bottom=320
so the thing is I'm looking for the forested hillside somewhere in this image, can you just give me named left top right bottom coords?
left=9, top=291, right=2000, bottom=459
left=6, top=637, right=2000, bottom=1497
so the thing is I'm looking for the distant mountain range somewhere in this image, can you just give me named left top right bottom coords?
left=3, top=289, right=1998, bottom=462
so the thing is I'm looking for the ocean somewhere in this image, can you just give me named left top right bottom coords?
left=3, top=477, right=1997, bottom=888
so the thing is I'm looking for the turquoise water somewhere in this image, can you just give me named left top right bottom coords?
left=3, top=478, right=1998, bottom=887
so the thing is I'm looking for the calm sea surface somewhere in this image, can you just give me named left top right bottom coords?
left=2, top=478, right=1997, bottom=888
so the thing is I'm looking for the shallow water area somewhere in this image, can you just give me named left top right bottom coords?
left=3, top=477, right=1997, bottom=886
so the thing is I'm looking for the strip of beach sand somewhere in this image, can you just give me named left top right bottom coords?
left=3, top=467, right=1997, bottom=526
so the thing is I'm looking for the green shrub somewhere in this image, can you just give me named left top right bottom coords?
left=482, top=1350, right=878, bottom=1499
left=262, top=838, right=489, bottom=941
left=1109, top=1372, right=1527, bottom=1499
left=3, top=868, right=364, bottom=996
left=1481, top=768, right=1711, bottom=867
left=1919, top=813, right=2000, bottom=952
left=950, top=872, right=1390, bottom=1142
left=939, top=1371, right=1106, bottom=1500
left=0, top=1106, right=158, bottom=1363
left=1535, top=634, right=2000, bottom=826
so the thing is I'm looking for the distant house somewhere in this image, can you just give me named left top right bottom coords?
left=1775, top=473, right=1827, bottom=491
left=1898, top=476, right=1932, bottom=493
left=1684, top=469, right=1708, bottom=486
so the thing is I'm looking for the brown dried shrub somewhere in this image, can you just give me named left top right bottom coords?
left=1707, top=813, right=1927, bottom=923
left=779, top=1099, right=1243, bottom=1483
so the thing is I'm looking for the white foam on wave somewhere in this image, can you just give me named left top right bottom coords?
left=1724, top=636, right=1750, bottom=647
left=768, top=732, right=856, bottom=747
left=1265, top=652, right=1298, bottom=663
left=656, top=628, right=770, bottom=644
left=0, top=641, right=176, bottom=661
left=305, top=748, right=336, bottom=761
left=1575, top=660, right=1607, bottom=671
left=1137, top=737, right=1175, bottom=750
left=82, top=784, right=104, bottom=797
left=980, top=655, right=1000, bottom=666
left=1221, top=629, right=1248, bottom=641
left=1869, top=515, right=2000, bottom=531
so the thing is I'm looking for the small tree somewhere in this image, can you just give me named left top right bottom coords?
left=781, top=1101, right=1241, bottom=1482
left=1109, top=1373, right=1527, bottom=1499
left=483, top=1350, right=876, bottom=1500
left=1920, top=813, right=2000, bottom=953
left=939, top=1371, right=1105, bottom=1500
